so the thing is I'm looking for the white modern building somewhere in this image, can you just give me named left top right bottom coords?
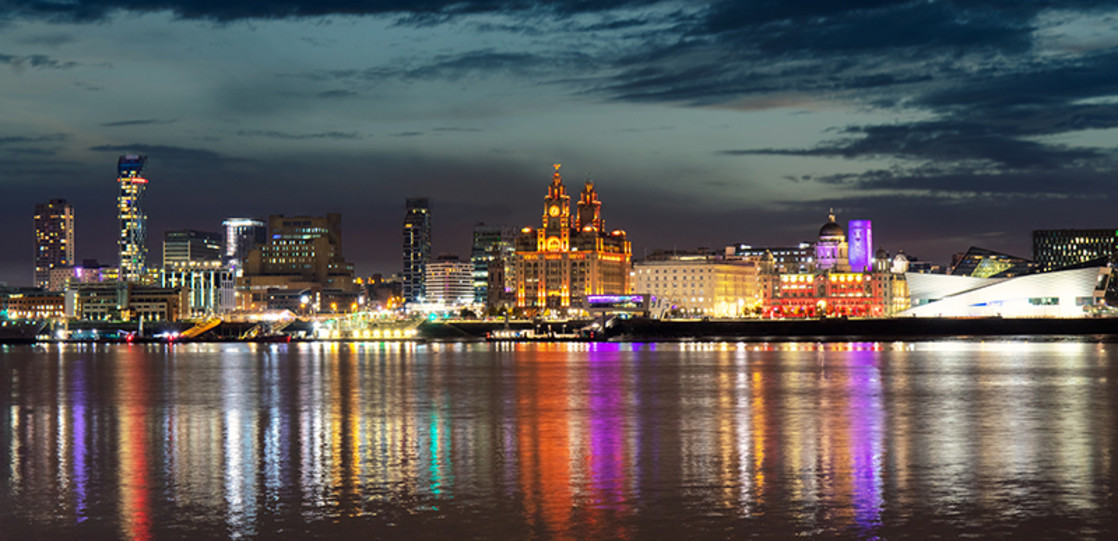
left=424, top=256, right=474, bottom=308
left=900, top=266, right=1110, bottom=318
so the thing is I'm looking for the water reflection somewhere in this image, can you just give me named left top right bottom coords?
left=1, top=340, right=1116, bottom=539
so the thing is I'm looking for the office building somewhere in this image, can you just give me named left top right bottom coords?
left=67, top=282, right=188, bottom=321
left=239, top=213, right=357, bottom=311
left=163, top=229, right=222, bottom=268
left=117, top=155, right=148, bottom=282
left=161, top=267, right=236, bottom=316
left=403, top=198, right=432, bottom=303
left=33, top=198, right=74, bottom=290
left=471, top=223, right=514, bottom=305
left=1033, top=229, right=1118, bottom=272
left=222, top=218, right=267, bottom=268
left=632, top=253, right=762, bottom=317
left=730, top=243, right=814, bottom=273
left=425, top=255, right=475, bottom=307
left=513, top=165, right=631, bottom=312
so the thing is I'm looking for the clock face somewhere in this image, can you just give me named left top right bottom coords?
left=548, top=205, right=560, bottom=217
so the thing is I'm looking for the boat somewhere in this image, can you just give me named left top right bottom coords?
left=0, top=319, right=47, bottom=343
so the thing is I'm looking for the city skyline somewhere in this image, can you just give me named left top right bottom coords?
left=4, top=1, right=1118, bottom=285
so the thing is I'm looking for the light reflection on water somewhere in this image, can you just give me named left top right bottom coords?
left=1, top=340, right=1116, bottom=539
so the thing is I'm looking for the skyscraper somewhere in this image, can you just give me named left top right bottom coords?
left=117, top=155, right=148, bottom=282
left=33, top=198, right=74, bottom=290
left=222, top=218, right=267, bottom=269
left=403, top=198, right=432, bottom=303
left=471, top=223, right=514, bottom=305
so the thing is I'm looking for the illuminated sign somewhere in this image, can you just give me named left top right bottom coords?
left=585, top=294, right=654, bottom=310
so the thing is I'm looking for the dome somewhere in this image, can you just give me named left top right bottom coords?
left=819, top=219, right=844, bottom=238
left=818, top=209, right=844, bottom=238
left=875, top=248, right=889, bottom=260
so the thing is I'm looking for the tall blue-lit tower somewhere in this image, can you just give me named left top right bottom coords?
left=117, top=154, right=148, bottom=282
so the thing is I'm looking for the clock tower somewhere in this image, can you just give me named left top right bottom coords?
left=538, top=163, right=570, bottom=252
left=513, top=164, right=631, bottom=313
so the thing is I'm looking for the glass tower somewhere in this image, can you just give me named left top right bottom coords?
left=222, top=218, right=267, bottom=270
left=117, top=155, right=148, bottom=282
left=471, top=224, right=514, bottom=304
left=403, top=198, right=432, bottom=303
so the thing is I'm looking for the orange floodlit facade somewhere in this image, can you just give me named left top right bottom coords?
left=513, top=165, right=631, bottom=312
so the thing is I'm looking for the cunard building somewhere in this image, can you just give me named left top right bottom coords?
left=514, top=165, right=631, bottom=312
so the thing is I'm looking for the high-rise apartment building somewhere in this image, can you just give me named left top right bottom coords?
left=403, top=198, right=432, bottom=303
left=471, top=224, right=514, bottom=305
left=1033, top=229, right=1118, bottom=272
left=222, top=218, right=267, bottom=268
left=33, top=198, right=74, bottom=290
left=163, top=229, right=222, bottom=268
left=117, top=155, right=148, bottom=282
left=513, top=165, right=631, bottom=311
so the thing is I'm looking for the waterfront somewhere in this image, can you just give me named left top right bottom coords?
left=2, top=340, right=1117, bottom=539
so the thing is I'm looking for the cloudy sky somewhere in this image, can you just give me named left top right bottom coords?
left=3, top=0, right=1118, bottom=284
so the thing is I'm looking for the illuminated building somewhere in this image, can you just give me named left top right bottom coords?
left=513, top=165, right=631, bottom=312
left=66, top=282, right=188, bottom=321
left=948, top=247, right=1034, bottom=278
left=1, top=291, right=65, bottom=319
left=848, top=220, right=873, bottom=272
left=1033, top=229, right=1118, bottom=272
left=403, top=198, right=432, bottom=303
left=902, top=266, right=1109, bottom=317
left=116, top=155, right=148, bottom=282
left=160, top=267, right=235, bottom=315
left=730, top=243, right=814, bottom=273
left=239, top=214, right=358, bottom=311
left=762, top=215, right=908, bottom=318
left=425, top=255, right=475, bottom=307
left=632, top=253, right=762, bottom=317
left=222, top=218, right=267, bottom=269
left=33, top=198, right=74, bottom=290
left=163, top=229, right=222, bottom=268
left=815, top=210, right=850, bottom=272
left=471, top=223, right=514, bottom=305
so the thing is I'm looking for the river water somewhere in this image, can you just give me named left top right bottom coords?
left=2, top=340, right=1116, bottom=540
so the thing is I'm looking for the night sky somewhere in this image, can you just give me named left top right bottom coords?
left=3, top=1, right=1118, bottom=285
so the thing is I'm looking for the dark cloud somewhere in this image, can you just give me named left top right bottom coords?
left=0, top=133, right=69, bottom=145
left=100, top=119, right=177, bottom=127
left=317, top=89, right=357, bottom=98
left=433, top=126, right=482, bottom=132
left=0, top=52, right=77, bottom=69
left=88, top=143, right=245, bottom=164
left=389, top=132, right=424, bottom=137
left=236, top=130, right=363, bottom=140
left=0, top=1, right=664, bottom=22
